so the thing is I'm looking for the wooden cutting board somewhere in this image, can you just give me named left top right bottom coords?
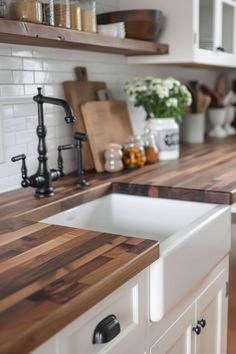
left=63, top=79, right=107, bottom=170
left=81, top=100, right=133, bottom=172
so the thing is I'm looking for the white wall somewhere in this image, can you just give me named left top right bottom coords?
left=0, top=0, right=233, bottom=193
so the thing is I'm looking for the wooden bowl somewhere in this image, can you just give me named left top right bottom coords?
left=97, top=10, right=164, bottom=42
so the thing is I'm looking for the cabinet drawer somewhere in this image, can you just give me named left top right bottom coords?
left=58, top=270, right=148, bottom=354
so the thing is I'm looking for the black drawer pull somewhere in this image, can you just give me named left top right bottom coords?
left=93, top=314, right=121, bottom=344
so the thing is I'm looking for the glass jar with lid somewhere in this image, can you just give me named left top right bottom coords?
left=104, top=143, right=123, bottom=173
left=54, top=0, right=71, bottom=28
left=142, top=128, right=159, bottom=164
left=70, top=0, right=81, bottom=30
left=0, top=0, right=8, bottom=18
left=80, top=0, right=96, bottom=32
left=123, top=135, right=146, bottom=169
left=10, top=0, right=42, bottom=23
left=40, top=0, right=54, bottom=26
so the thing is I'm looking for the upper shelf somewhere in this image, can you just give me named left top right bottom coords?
left=0, top=19, right=169, bottom=56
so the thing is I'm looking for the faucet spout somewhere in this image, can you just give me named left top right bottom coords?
left=33, top=87, right=75, bottom=124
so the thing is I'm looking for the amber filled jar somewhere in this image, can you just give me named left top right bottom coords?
left=70, top=0, right=81, bottom=30
left=10, top=0, right=42, bottom=23
left=80, top=0, right=96, bottom=32
left=40, top=0, right=54, bottom=25
left=142, top=128, right=159, bottom=164
left=123, top=135, right=146, bottom=169
left=54, top=0, right=70, bottom=28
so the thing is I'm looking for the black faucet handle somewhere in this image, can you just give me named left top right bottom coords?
left=57, top=144, right=74, bottom=176
left=74, top=132, right=88, bottom=142
left=11, top=154, right=26, bottom=162
left=11, top=154, right=30, bottom=188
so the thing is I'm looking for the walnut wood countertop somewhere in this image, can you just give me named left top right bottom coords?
left=0, top=136, right=236, bottom=354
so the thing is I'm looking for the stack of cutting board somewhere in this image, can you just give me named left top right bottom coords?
left=63, top=67, right=133, bottom=172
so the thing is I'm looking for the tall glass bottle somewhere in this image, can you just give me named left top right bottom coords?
left=0, top=0, right=7, bottom=18
left=54, top=0, right=71, bottom=28
left=70, top=0, right=81, bottom=30
left=80, top=0, right=96, bottom=32
left=41, top=0, right=54, bottom=26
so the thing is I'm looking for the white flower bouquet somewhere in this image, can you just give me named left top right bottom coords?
left=124, top=77, right=192, bottom=123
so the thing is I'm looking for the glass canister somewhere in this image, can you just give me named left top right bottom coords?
left=104, top=143, right=124, bottom=173
left=70, top=0, right=81, bottom=30
left=142, top=128, right=159, bottom=164
left=54, top=0, right=71, bottom=28
left=0, top=0, right=8, bottom=18
left=123, top=135, right=146, bottom=169
left=40, top=0, right=54, bottom=25
left=80, top=0, right=96, bottom=33
left=9, top=0, right=43, bottom=23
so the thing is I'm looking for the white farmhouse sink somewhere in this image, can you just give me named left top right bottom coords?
left=42, top=193, right=231, bottom=321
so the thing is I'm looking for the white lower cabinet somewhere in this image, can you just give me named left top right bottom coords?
left=149, top=256, right=229, bottom=354
left=150, top=305, right=195, bottom=354
left=31, top=256, right=229, bottom=354
left=31, top=270, right=149, bottom=354
left=196, top=265, right=228, bottom=354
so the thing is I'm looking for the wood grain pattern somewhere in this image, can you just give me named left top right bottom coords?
left=63, top=78, right=107, bottom=170
left=1, top=137, right=236, bottom=354
left=0, top=222, right=158, bottom=354
left=81, top=100, right=133, bottom=172
left=0, top=19, right=169, bottom=55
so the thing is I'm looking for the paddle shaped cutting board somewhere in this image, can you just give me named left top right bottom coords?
left=81, top=100, right=133, bottom=172
left=63, top=79, right=107, bottom=170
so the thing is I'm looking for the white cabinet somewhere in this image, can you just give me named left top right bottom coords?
left=31, top=257, right=229, bottom=354
left=117, top=0, right=236, bottom=67
left=150, top=305, right=195, bottom=354
left=196, top=265, right=228, bottom=354
left=150, top=256, right=229, bottom=354
left=31, top=270, right=149, bottom=354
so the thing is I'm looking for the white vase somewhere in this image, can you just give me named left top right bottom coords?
left=223, top=105, right=236, bottom=136
left=208, top=108, right=227, bottom=138
left=146, top=118, right=179, bottom=160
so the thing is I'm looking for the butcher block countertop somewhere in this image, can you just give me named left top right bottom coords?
left=0, top=136, right=236, bottom=354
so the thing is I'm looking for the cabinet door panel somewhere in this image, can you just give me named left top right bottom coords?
left=196, top=263, right=228, bottom=354
left=150, top=304, right=195, bottom=354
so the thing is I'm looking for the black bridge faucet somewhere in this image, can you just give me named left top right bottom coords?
left=12, top=88, right=75, bottom=198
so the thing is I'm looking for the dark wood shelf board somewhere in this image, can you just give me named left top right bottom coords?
left=0, top=19, right=169, bottom=55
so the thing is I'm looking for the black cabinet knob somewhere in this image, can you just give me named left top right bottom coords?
left=93, top=314, right=120, bottom=344
left=216, top=46, right=225, bottom=52
left=192, top=324, right=201, bottom=335
left=198, top=318, right=206, bottom=328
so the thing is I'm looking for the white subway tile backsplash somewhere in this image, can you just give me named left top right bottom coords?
left=24, top=85, right=40, bottom=95
left=12, top=47, right=33, bottom=58
left=0, top=57, right=23, bottom=70
left=1, top=105, right=14, bottom=118
left=44, top=84, right=64, bottom=96
left=0, top=45, right=12, bottom=56
left=0, top=85, right=24, bottom=96
left=13, top=71, right=34, bottom=84
left=16, top=129, right=36, bottom=144
left=3, top=117, right=26, bottom=132
left=0, top=0, right=229, bottom=193
left=23, top=58, right=43, bottom=71
left=13, top=103, right=36, bottom=117
left=3, top=132, right=15, bottom=148
left=0, top=71, right=13, bottom=84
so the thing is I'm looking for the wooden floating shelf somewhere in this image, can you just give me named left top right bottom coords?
left=0, top=19, right=169, bottom=56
